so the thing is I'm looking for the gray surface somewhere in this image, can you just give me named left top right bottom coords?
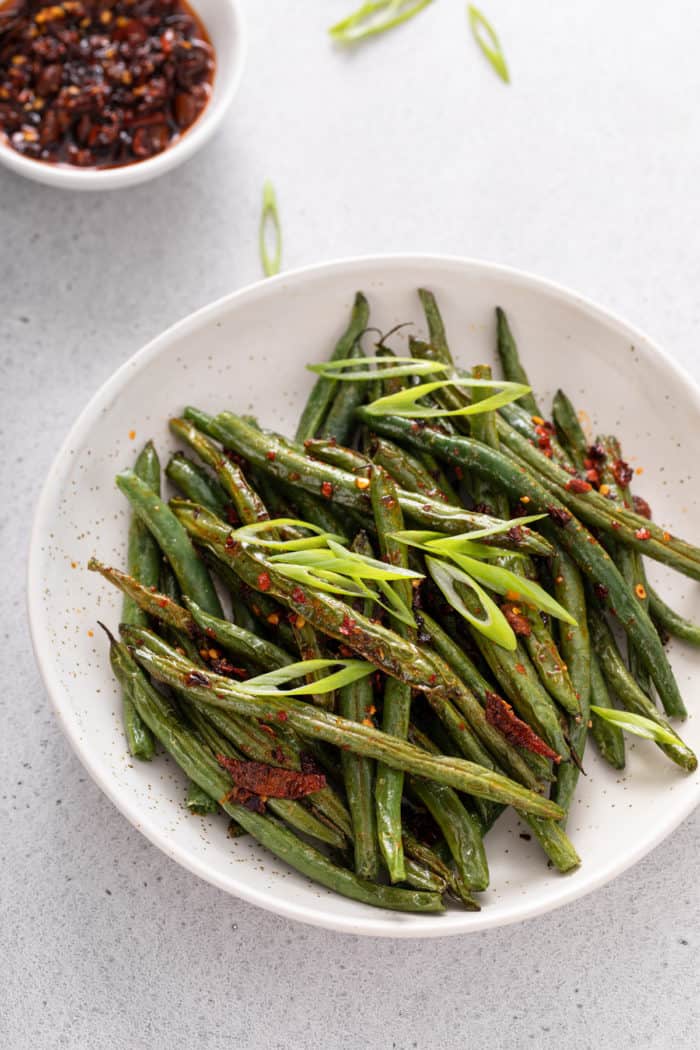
left=2, top=1, right=699, bottom=1047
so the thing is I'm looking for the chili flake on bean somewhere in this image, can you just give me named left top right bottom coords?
left=0, top=0, right=214, bottom=168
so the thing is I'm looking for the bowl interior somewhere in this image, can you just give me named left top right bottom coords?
left=29, top=256, right=700, bottom=936
left=0, top=0, right=245, bottom=190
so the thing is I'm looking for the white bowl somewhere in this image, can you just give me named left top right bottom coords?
left=0, top=0, right=246, bottom=190
left=28, top=255, right=700, bottom=937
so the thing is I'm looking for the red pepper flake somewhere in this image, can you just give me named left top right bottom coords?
left=454, top=465, right=464, bottom=480
left=266, top=450, right=277, bottom=461
left=158, top=598, right=169, bottom=608
left=128, top=430, right=136, bottom=441
left=220, top=783, right=267, bottom=813
left=355, top=477, right=370, bottom=490
left=292, top=587, right=306, bottom=604
left=587, top=443, right=607, bottom=463
left=485, top=692, right=559, bottom=762
left=515, top=663, right=526, bottom=675
left=294, top=615, right=306, bottom=630
left=501, top=602, right=532, bottom=637
left=339, top=614, right=357, bottom=637
left=611, top=520, right=621, bottom=530
left=271, top=747, right=286, bottom=764
left=224, top=533, right=238, bottom=550
left=612, top=459, right=634, bottom=487
left=593, top=583, right=609, bottom=602
left=267, top=612, right=280, bottom=626
left=633, top=494, right=652, bottom=520
left=211, top=659, right=248, bottom=679
left=635, top=527, right=651, bottom=541
left=635, top=466, right=644, bottom=476
left=320, top=481, right=334, bottom=499
left=184, top=670, right=211, bottom=688
left=547, top=505, right=572, bottom=527
left=257, top=572, right=271, bottom=592
left=361, top=718, right=374, bottom=727
left=428, top=674, right=437, bottom=686
left=289, top=472, right=301, bottom=482
left=635, top=584, right=647, bottom=600
left=258, top=723, right=276, bottom=737
left=599, top=484, right=611, bottom=497
left=565, top=477, right=592, bottom=494
left=215, top=755, right=324, bottom=802
left=662, top=530, right=671, bottom=543
left=585, top=468, right=600, bottom=486
left=276, top=711, right=288, bottom=722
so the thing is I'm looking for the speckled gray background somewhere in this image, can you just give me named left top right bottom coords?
left=2, top=2, right=699, bottom=1047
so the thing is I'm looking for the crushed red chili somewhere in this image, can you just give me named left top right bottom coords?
left=256, top=572, right=271, bottom=592
left=632, top=494, right=652, bottom=520
left=501, top=602, right=532, bottom=637
left=565, top=477, right=592, bottom=494
left=635, top=527, right=651, bottom=541
left=0, top=0, right=215, bottom=168
left=484, top=692, right=559, bottom=762
left=320, top=480, right=333, bottom=499
left=612, top=459, right=634, bottom=487
left=546, top=504, right=572, bottom=527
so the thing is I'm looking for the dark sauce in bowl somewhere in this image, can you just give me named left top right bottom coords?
left=0, top=0, right=214, bottom=169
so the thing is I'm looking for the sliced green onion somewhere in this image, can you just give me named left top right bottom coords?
left=468, top=5, right=510, bottom=84
left=329, top=0, right=434, bottom=46
left=235, top=518, right=344, bottom=551
left=273, top=563, right=367, bottom=597
left=377, top=578, right=417, bottom=628
left=244, top=658, right=374, bottom=696
left=259, top=180, right=282, bottom=277
left=448, top=552, right=577, bottom=626
left=423, top=514, right=546, bottom=543
left=364, top=377, right=531, bottom=418
left=306, top=356, right=447, bottom=381
left=590, top=707, right=684, bottom=749
left=426, top=556, right=516, bottom=650
left=325, top=538, right=423, bottom=580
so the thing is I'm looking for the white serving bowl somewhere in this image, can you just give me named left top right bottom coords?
left=0, top=0, right=246, bottom=190
left=28, top=255, right=700, bottom=937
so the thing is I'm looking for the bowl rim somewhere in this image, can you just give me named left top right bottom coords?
left=27, top=253, right=700, bottom=938
left=0, top=0, right=247, bottom=191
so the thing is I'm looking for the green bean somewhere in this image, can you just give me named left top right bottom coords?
left=408, top=726, right=489, bottom=891
left=121, top=441, right=160, bottom=760
left=169, top=416, right=269, bottom=526
left=587, top=613, right=696, bottom=771
left=165, top=453, right=229, bottom=517
left=550, top=548, right=591, bottom=817
left=319, top=339, right=367, bottom=446
left=208, top=554, right=297, bottom=651
left=290, top=615, right=335, bottom=711
left=597, top=434, right=652, bottom=694
left=185, top=780, right=219, bottom=814
left=495, top=307, right=541, bottom=416
left=371, top=465, right=411, bottom=882
left=402, top=859, right=449, bottom=894
left=126, top=627, right=564, bottom=818
left=401, top=830, right=479, bottom=908
left=589, top=650, right=626, bottom=770
left=187, top=703, right=348, bottom=850
left=418, top=288, right=453, bottom=365
left=357, top=411, right=686, bottom=718
left=338, top=672, right=379, bottom=879
left=88, top=558, right=294, bottom=672
left=117, top=622, right=352, bottom=843
left=115, top=468, right=223, bottom=618
left=521, top=610, right=580, bottom=716
left=198, top=411, right=552, bottom=556
left=371, top=437, right=452, bottom=503
left=296, top=292, right=370, bottom=441
left=469, top=363, right=510, bottom=518
left=648, top=586, right=700, bottom=646
left=172, top=501, right=544, bottom=791
left=303, top=438, right=369, bottom=474
left=551, top=389, right=588, bottom=470
left=109, top=635, right=441, bottom=912
left=417, top=609, right=554, bottom=784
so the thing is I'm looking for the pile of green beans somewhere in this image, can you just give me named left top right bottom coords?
left=91, top=289, right=698, bottom=916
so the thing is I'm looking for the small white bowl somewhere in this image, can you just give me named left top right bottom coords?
left=0, top=0, right=246, bottom=191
